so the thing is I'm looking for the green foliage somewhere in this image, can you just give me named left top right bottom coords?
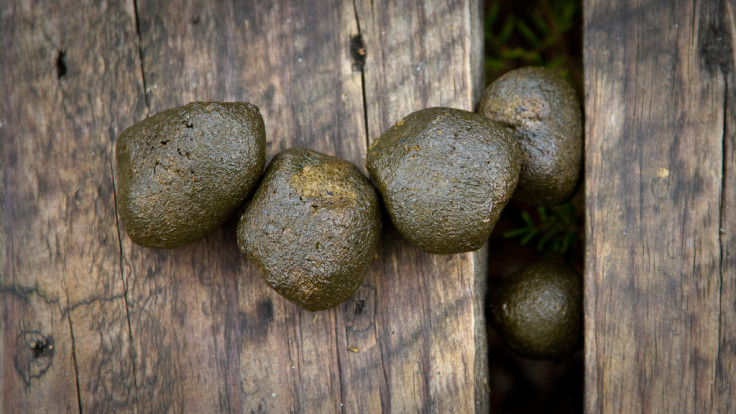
left=484, top=1, right=584, bottom=410
left=502, top=203, right=583, bottom=261
left=485, top=0, right=584, bottom=266
left=484, top=0, right=580, bottom=82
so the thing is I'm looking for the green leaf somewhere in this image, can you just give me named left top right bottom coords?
left=536, top=227, right=559, bottom=251
left=500, top=47, right=527, bottom=59
left=559, top=3, right=578, bottom=32
left=516, top=20, right=540, bottom=46
left=485, top=59, right=506, bottom=71
left=503, top=227, right=532, bottom=239
left=521, top=50, right=544, bottom=64
left=497, top=17, right=515, bottom=43
left=486, top=1, right=500, bottom=25
left=538, top=206, right=548, bottom=221
left=521, top=228, right=539, bottom=245
left=531, top=9, right=550, bottom=32
left=521, top=211, right=535, bottom=227
left=560, top=231, right=575, bottom=253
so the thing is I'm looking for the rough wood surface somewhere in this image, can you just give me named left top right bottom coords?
left=584, top=0, right=736, bottom=412
left=1, top=0, right=486, bottom=412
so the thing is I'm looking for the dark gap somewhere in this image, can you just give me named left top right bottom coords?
left=719, top=80, right=729, bottom=261
left=484, top=1, right=585, bottom=413
left=359, top=70, right=369, bottom=147
left=715, top=77, right=729, bottom=377
left=351, top=0, right=371, bottom=152
left=55, top=49, right=67, bottom=79
left=132, top=0, right=151, bottom=112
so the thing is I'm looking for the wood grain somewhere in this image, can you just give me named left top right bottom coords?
left=584, top=0, right=736, bottom=412
left=2, top=0, right=486, bottom=412
left=1, top=1, right=144, bottom=412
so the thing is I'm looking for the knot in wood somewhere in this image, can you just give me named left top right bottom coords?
left=14, top=330, right=55, bottom=385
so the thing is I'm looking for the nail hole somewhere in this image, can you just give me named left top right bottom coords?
left=55, top=49, right=67, bottom=79
left=350, top=35, right=366, bottom=69
left=354, top=298, right=366, bottom=315
left=30, top=341, right=53, bottom=358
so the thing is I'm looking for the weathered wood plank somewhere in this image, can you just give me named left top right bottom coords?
left=1, top=1, right=144, bottom=412
left=126, top=0, right=486, bottom=412
left=355, top=1, right=487, bottom=412
left=3, top=0, right=486, bottom=412
left=584, top=0, right=736, bottom=412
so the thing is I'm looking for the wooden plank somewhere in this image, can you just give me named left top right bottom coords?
left=128, top=0, right=486, bottom=412
left=2, top=0, right=486, bottom=412
left=0, top=1, right=144, bottom=412
left=584, top=0, right=736, bottom=412
left=354, top=2, right=487, bottom=412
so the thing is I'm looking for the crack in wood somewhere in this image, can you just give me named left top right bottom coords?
left=333, top=314, right=347, bottom=413
left=0, top=283, right=62, bottom=308
left=65, top=293, right=83, bottom=414
left=715, top=71, right=730, bottom=391
left=352, top=0, right=370, bottom=150
left=376, top=323, right=391, bottom=410
left=1, top=1, right=488, bottom=411
left=221, top=275, right=243, bottom=414
left=0, top=283, right=132, bottom=319
left=109, top=158, right=140, bottom=411
left=132, top=0, right=150, bottom=114
left=67, top=293, right=127, bottom=315
left=284, top=325, right=300, bottom=413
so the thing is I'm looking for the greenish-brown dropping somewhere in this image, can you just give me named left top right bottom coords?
left=115, top=102, right=266, bottom=248
left=490, top=261, right=583, bottom=360
left=366, top=107, right=521, bottom=254
left=237, top=148, right=382, bottom=311
left=478, top=67, right=582, bottom=206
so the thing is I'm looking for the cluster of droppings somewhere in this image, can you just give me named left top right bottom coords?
left=113, top=65, right=583, bottom=315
